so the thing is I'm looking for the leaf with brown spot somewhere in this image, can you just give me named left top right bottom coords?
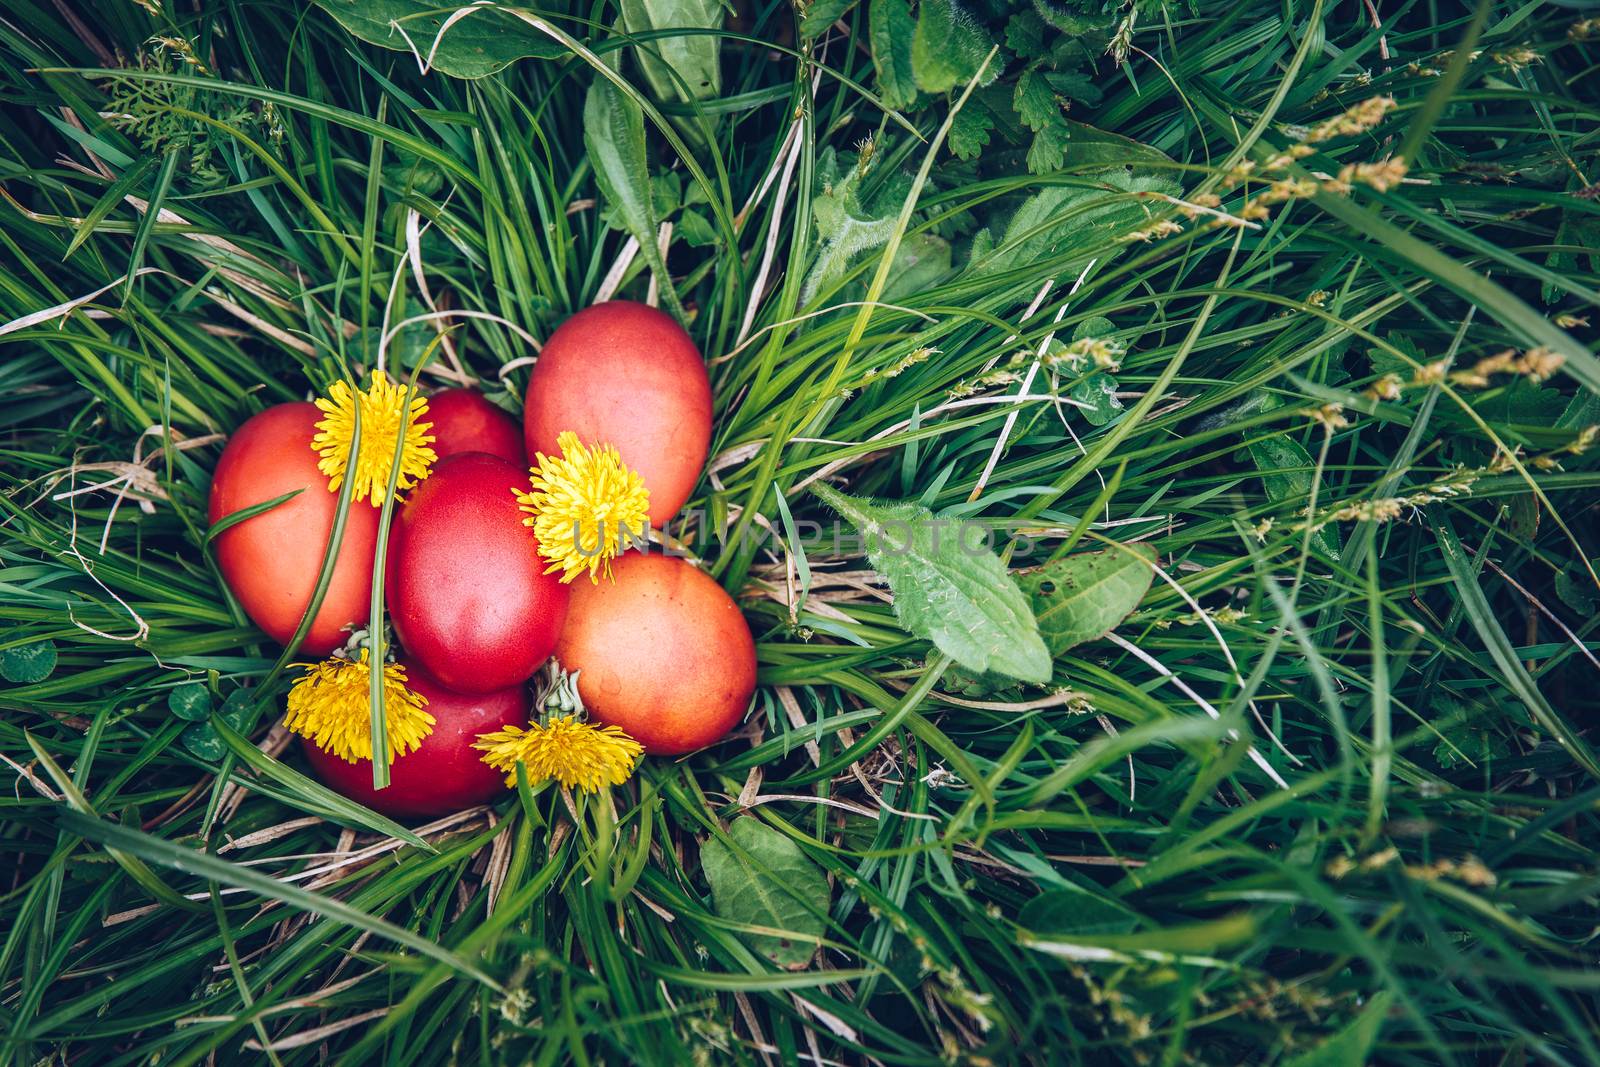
left=1018, top=546, right=1155, bottom=657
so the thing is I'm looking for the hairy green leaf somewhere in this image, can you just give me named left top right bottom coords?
left=800, top=148, right=901, bottom=305
left=842, top=232, right=951, bottom=304
left=911, top=0, right=999, bottom=93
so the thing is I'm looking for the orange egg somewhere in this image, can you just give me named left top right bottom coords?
left=208, top=403, right=378, bottom=654
left=556, top=552, right=755, bottom=755
left=523, top=302, right=711, bottom=525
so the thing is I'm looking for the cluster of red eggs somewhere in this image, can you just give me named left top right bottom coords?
left=206, top=302, right=757, bottom=817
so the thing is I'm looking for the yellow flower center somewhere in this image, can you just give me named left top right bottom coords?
left=311, top=369, right=437, bottom=505
left=283, top=650, right=436, bottom=764
left=514, top=431, right=650, bottom=584
left=473, top=716, right=643, bottom=792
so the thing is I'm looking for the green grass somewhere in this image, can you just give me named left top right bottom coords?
left=2, top=1, right=1599, bottom=1063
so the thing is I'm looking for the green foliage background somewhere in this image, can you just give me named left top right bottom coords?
left=1, top=0, right=1599, bottom=1063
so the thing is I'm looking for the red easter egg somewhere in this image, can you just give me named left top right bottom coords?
left=556, top=552, right=755, bottom=755
left=523, top=301, right=712, bottom=525
left=302, top=662, right=525, bottom=818
left=208, top=403, right=378, bottom=655
left=388, top=452, right=569, bottom=692
left=427, top=387, right=525, bottom=466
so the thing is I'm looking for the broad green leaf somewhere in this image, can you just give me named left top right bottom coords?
left=1508, top=493, right=1539, bottom=542
left=599, top=169, right=681, bottom=231
left=181, top=721, right=226, bottom=761
left=947, top=103, right=994, bottom=160
left=1554, top=567, right=1597, bottom=615
left=973, top=171, right=1178, bottom=279
left=812, top=484, right=1052, bottom=683
left=1068, top=372, right=1122, bottom=426
left=1248, top=434, right=1342, bottom=561
left=911, top=0, right=999, bottom=93
left=0, top=638, right=57, bottom=684
left=1019, top=887, right=1139, bottom=936
left=1073, top=316, right=1115, bottom=341
left=219, top=687, right=261, bottom=730
left=1558, top=387, right=1600, bottom=430
left=1473, top=377, right=1565, bottom=426
left=1005, top=9, right=1047, bottom=59
left=314, top=0, right=563, bottom=79
left=869, top=0, right=917, bottom=110
left=1046, top=70, right=1102, bottom=108
left=1015, top=67, right=1061, bottom=126
left=701, top=818, right=829, bottom=968
left=1248, top=434, right=1317, bottom=503
left=1026, top=121, right=1070, bottom=174
left=843, top=232, right=950, bottom=304
left=167, top=683, right=213, bottom=722
left=1058, top=119, right=1174, bottom=171
left=677, top=209, right=717, bottom=247
left=584, top=75, right=684, bottom=319
left=968, top=225, right=995, bottom=261
left=799, top=0, right=854, bottom=38
left=1432, top=706, right=1510, bottom=770
left=882, top=233, right=951, bottom=301
left=1366, top=331, right=1427, bottom=378
left=1281, top=991, right=1393, bottom=1067
left=1016, top=546, right=1154, bottom=657
left=619, top=0, right=723, bottom=104
left=941, top=660, right=1020, bottom=699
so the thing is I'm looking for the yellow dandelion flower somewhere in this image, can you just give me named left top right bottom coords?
left=473, top=716, right=644, bottom=792
left=283, top=650, right=435, bottom=764
left=514, top=431, right=650, bottom=584
left=311, top=370, right=437, bottom=506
